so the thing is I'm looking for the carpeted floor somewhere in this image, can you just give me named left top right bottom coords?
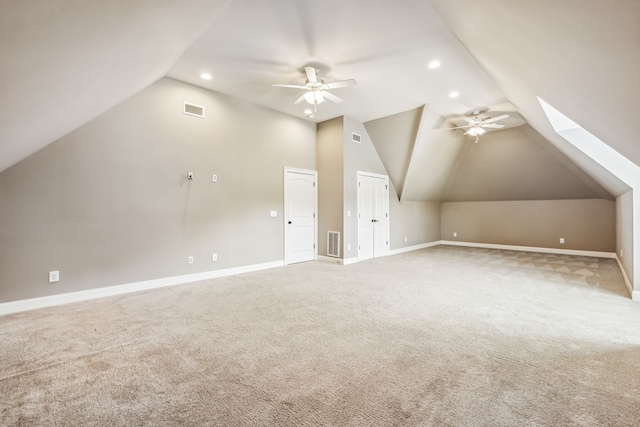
left=1, top=245, right=640, bottom=426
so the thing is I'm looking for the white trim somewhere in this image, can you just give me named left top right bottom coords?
left=284, top=167, right=318, bottom=265
left=316, top=255, right=358, bottom=265
left=440, top=240, right=616, bottom=259
left=616, top=255, right=635, bottom=299
left=389, top=241, right=440, bottom=256
left=316, top=255, right=342, bottom=264
left=0, top=261, right=284, bottom=316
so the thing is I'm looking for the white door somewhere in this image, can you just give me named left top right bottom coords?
left=357, top=172, right=389, bottom=262
left=284, top=168, right=317, bottom=265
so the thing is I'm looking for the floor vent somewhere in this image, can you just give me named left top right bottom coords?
left=352, top=132, right=361, bottom=143
left=183, top=102, right=205, bottom=118
left=327, top=231, right=341, bottom=258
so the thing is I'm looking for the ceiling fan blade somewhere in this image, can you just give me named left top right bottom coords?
left=434, top=125, right=470, bottom=131
left=481, top=123, right=504, bottom=129
left=272, top=83, right=307, bottom=89
left=463, top=117, right=477, bottom=124
left=482, top=114, right=509, bottom=124
left=324, top=79, right=357, bottom=90
left=463, top=129, right=472, bottom=135
left=293, top=94, right=307, bottom=104
left=321, top=91, right=343, bottom=103
left=305, top=67, right=318, bottom=83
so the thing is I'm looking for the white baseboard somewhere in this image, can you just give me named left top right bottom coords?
left=0, top=260, right=284, bottom=316
left=389, top=241, right=440, bottom=256
left=615, top=255, right=635, bottom=300
left=316, top=255, right=342, bottom=264
left=440, top=240, right=616, bottom=259
left=316, top=255, right=357, bottom=265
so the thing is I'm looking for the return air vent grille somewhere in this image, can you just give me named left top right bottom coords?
left=327, top=231, right=340, bottom=258
left=183, top=102, right=205, bottom=118
left=352, top=132, right=361, bottom=143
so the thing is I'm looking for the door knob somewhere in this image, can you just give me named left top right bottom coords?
left=288, top=221, right=292, bottom=224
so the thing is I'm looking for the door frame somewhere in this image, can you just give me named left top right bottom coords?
left=284, top=167, right=318, bottom=265
left=357, top=171, right=390, bottom=262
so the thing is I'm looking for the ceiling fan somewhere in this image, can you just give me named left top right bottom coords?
left=449, top=111, right=510, bottom=142
left=272, top=67, right=356, bottom=111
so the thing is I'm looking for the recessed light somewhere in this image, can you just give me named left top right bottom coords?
left=200, top=73, right=212, bottom=80
left=428, top=60, right=441, bottom=69
left=449, top=91, right=460, bottom=98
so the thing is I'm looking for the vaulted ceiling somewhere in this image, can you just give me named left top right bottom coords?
left=1, top=0, right=637, bottom=201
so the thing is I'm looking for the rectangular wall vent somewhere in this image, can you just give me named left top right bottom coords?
left=183, top=102, right=205, bottom=118
left=352, top=132, right=361, bottom=143
left=327, top=231, right=341, bottom=258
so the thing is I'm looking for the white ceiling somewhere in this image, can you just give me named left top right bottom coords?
left=1, top=0, right=636, bottom=199
left=0, top=0, right=232, bottom=172
left=167, top=0, right=506, bottom=124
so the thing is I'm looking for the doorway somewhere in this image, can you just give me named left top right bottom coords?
left=357, top=171, right=389, bottom=262
left=284, top=168, right=318, bottom=265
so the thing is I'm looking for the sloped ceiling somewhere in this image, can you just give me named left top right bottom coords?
left=428, top=0, right=638, bottom=196
left=365, top=106, right=612, bottom=202
left=1, top=0, right=635, bottom=200
left=0, top=0, right=231, bottom=172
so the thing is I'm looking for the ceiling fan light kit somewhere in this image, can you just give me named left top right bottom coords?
left=466, top=126, right=485, bottom=137
left=303, top=90, right=324, bottom=105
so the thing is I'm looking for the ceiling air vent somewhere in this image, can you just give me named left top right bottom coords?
left=352, top=132, right=361, bottom=143
left=183, top=102, right=205, bottom=118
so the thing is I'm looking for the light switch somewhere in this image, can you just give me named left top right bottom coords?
left=269, top=210, right=278, bottom=218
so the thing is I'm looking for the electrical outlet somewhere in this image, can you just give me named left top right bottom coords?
left=347, top=244, right=351, bottom=251
left=559, top=238, right=565, bottom=244
left=212, top=174, right=217, bottom=182
left=404, top=236, right=408, bottom=242
left=49, top=271, right=59, bottom=283
left=188, top=256, right=194, bottom=264
left=453, top=232, right=457, bottom=238
left=211, top=253, right=217, bottom=262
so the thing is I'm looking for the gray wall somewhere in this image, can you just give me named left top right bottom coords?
left=444, top=126, right=613, bottom=202
left=343, top=117, right=441, bottom=255
left=441, top=199, right=615, bottom=252
left=343, top=117, right=387, bottom=259
left=316, top=115, right=442, bottom=259
left=616, top=191, right=634, bottom=285
left=390, top=200, right=441, bottom=249
left=0, top=78, right=316, bottom=303
left=317, top=117, right=344, bottom=257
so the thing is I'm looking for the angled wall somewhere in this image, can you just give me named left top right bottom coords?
left=443, top=126, right=611, bottom=201
left=0, top=78, right=315, bottom=303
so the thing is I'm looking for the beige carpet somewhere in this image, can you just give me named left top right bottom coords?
left=2, top=245, right=640, bottom=426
